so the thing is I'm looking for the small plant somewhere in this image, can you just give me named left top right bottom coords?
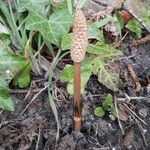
left=94, top=94, right=128, bottom=121
left=94, top=94, right=114, bottom=117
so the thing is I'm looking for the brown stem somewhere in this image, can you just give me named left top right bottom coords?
left=73, top=62, right=82, bottom=131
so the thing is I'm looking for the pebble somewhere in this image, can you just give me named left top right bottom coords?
left=138, top=108, right=148, bottom=118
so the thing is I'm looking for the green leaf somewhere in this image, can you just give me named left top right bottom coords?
left=126, top=18, right=142, bottom=38
left=88, top=22, right=104, bottom=41
left=95, top=16, right=113, bottom=28
left=52, top=0, right=68, bottom=11
left=0, top=43, right=28, bottom=79
left=98, top=67, right=121, bottom=92
left=61, top=33, right=71, bottom=50
left=0, top=86, right=14, bottom=111
left=87, top=42, right=122, bottom=59
left=0, top=43, right=29, bottom=111
left=94, top=107, right=105, bottom=117
left=140, top=7, right=150, bottom=29
left=102, top=94, right=113, bottom=111
left=13, top=63, right=31, bottom=88
left=75, top=0, right=87, bottom=9
left=25, top=9, right=72, bottom=46
left=17, top=0, right=49, bottom=13
left=60, top=64, right=73, bottom=82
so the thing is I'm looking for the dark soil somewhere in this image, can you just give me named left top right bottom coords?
left=0, top=34, right=150, bottom=150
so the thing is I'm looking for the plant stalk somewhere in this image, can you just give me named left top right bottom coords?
left=73, top=62, right=82, bottom=131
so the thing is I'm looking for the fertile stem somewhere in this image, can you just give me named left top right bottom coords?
left=73, top=62, right=81, bottom=131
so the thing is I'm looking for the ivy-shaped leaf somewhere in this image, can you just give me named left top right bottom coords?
left=61, top=33, right=71, bottom=50
left=0, top=43, right=30, bottom=111
left=98, top=67, right=121, bottom=92
left=25, top=9, right=72, bottom=46
left=87, top=42, right=122, bottom=60
left=13, top=63, right=32, bottom=88
left=0, top=86, right=14, bottom=111
left=17, top=0, right=49, bottom=13
left=60, top=64, right=73, bottom=82
left=88, top=22, right=104, bottom=41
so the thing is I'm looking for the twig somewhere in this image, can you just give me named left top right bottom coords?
left=131, top=35, right=150, bottom=47
left=135, top=119, right=148, bottom=147
left=35, top=123, right=42, bottom=150
left=19, top=84, right=49, bottom=117
left=114, top=95, right=124, bottom=134
left=122, top=103, right=148, bottom=126
left=127, top=64, right=142, bottom=93
left=9, top=88, right=42, bottom=94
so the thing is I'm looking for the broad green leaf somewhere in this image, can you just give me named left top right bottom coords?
left=87, top=42, right=122, bottom=59
left=25, top=9, right=72, bottom=46
left=90, top=57, right=105, bottom=74
left=126, top=18, right=142, bottom=38
left=13, top=63, right=31, bottom=88
left=52, top=0, right=68, bottom=11
left=60, top=64, right=73, bottom=82
left=61, top=33, right=71, bottom=50
left=88, top=22, right=104, bottom=41
left=98, top=67, right=121, bottom=92
left=0, top=43, right=30, bottom=111
left=94, top=107, right=105, bottom=117
left=102, top=94, right=113, bottom=111
left=17, top=0, right=49, bottom=13
left=75, top=0, right=87, bottom=9
left=0, top=86, right=14, bottom=111
left=95, top=16, right=113, bottom=28
left=0, top=44, right=28, bottom=77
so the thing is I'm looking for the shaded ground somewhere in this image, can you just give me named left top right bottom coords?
left=0, top=34, right=150, bottom=150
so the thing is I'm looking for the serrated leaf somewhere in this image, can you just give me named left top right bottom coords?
left=87, top=42, right=122, bottom=59
left=98, top=67, right=121, bottom=92
left=61, top=33, right=71, bottom=50
left=102, top=94, right=113, bottom=111
left=60, top=64, right=73, bottom=82
left=126, top=18, right=142, bottom=39
left=88, top=22, right=104, bottom=41
left=0, top=86, right=14, bottom=111
left=25, top=9, right=72, bottom=46
left=94, top=107, right=105, bottom=117
left=17, top=0, right=49, bottom=13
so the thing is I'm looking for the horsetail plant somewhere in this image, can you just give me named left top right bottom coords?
left=71, top=10, right=88, bottom=131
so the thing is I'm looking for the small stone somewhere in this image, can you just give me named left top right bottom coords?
left=138, top=108, right=148, bottom=118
